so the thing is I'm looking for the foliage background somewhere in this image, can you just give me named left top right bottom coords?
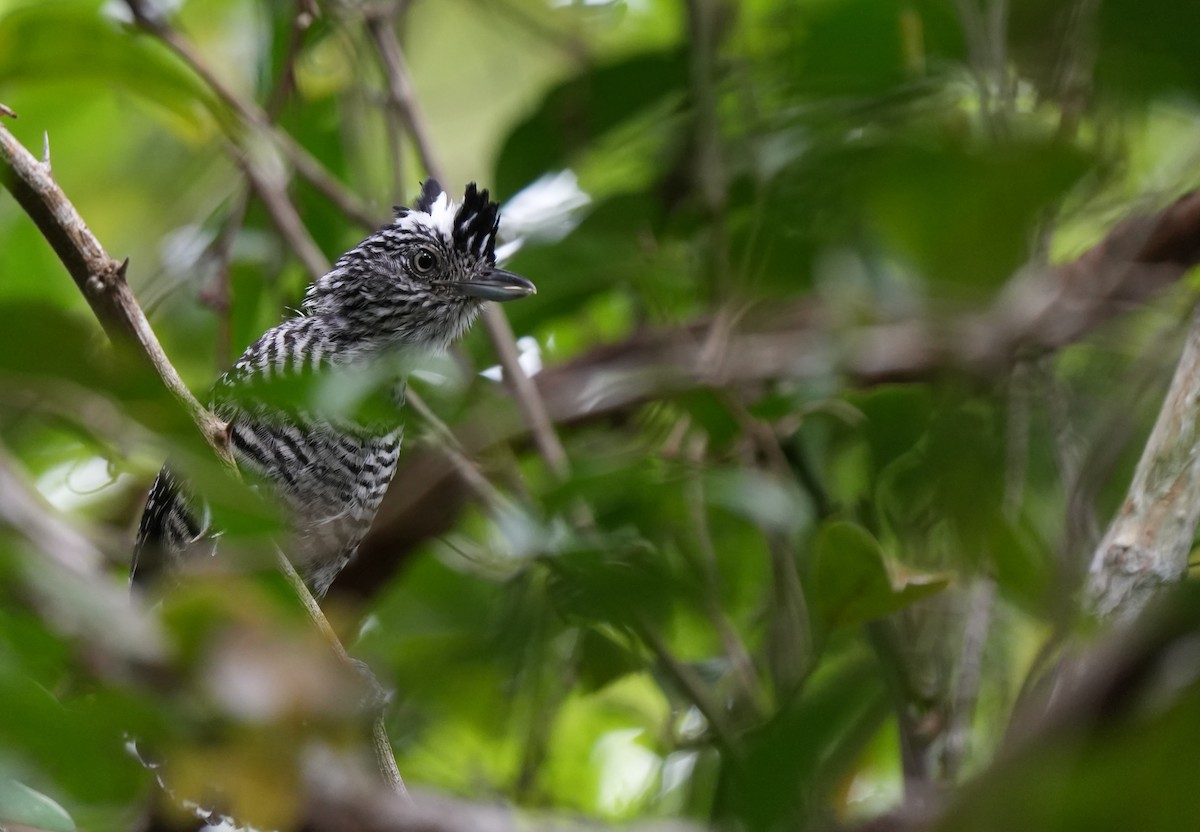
left=2, top=0, right=1200, bottom=830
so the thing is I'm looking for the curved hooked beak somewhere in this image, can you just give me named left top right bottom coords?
left=457, top=268, right=537, bottom=302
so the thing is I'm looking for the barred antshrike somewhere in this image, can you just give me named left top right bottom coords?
left=133, top=180, right=534, bottom=596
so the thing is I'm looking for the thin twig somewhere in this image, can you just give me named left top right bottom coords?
left=683, top=435, right=761, bottom=711
left=264, top=0, right=318, bottom=119
left=236, top=148, right=331, bottom=282
left=198, top=190, right=252, bottom=369
left=404, top=388, right=514, bottom=513
left=124, top=0, right=380, bottom=230
left=942, top=578, right=996, bottom=779
left=364, top=12, right=443, bottom=197
left=0, top=446, right=106, bottom=576
left=634, top=614, right=738, bottom=755
left=0, top=122, right=232, bottom=465
left=275, top=549, right=410, bottom=799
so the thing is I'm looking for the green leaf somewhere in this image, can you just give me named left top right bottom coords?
left=810, top=521, right=948, bottom=629
left=1096, top=0, right=1200, bottom=101
left=546, top=537, right=672, bottom=629
left=494, top=49, right=688, bottom=197
left=576, top=628, right=644, bottom=693
left=778, top=0, right=965, bottom=98
left=0, top=779, right=75, bottom=832
left=716, top=650, right=887, bottom=831
left=0, top=3, right=224, bottom=136
left=865, top=140, right=1092, bottom=290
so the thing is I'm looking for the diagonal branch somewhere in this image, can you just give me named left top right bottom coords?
left=0, top=118, right=411, bottom=799
left=0, top=121, right=232, bottom=465
left=124, top=0, right=380, bottom=231
left=1085, top=308, right=1200, bottom=623
left=340, top=189, right=1200, bottom=598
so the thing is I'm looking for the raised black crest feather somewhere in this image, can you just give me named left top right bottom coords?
left=452, top=182, right=501, bottom=262
left=413, top=178, right=443, bottom=213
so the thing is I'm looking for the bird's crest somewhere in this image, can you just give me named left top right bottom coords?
left=393, top=180, right=500, bottom=263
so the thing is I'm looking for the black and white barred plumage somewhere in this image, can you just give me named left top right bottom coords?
left=133, top=180, right=535, bottom=597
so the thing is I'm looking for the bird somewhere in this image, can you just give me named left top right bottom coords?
left=132, top=179, right=535, bottom=597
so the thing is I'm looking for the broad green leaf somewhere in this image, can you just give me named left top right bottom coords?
left=1096, top=0, right=1200, bottom=101
left=811, top=521, right=948, bottom=629
left=494, top=49, right=688, bottom=197
left=865, top=140, right=1092, bottom=290
left=716, top=650, right=887, bottom=831
left=0, top=779, right=75, bottom=832
left=0, top=3, right=224, bottom=136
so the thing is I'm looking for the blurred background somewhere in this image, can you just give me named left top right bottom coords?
left=3, top=0, right=1200, bottom=830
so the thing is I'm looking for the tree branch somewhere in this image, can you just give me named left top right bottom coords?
left=1085, top=307, right=1200, bottom=622
left=1, top=117, right=412, bottom=798
left=124, top=0, right=381, bottom=231
left=0, top=122, right=232, bottom=465
left=341, top=189, right=1200, bottom=598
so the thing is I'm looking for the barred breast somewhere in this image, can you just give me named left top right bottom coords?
left=227, top=417, right=402, bottom=597
left=132, top=316, right=404, bottom=597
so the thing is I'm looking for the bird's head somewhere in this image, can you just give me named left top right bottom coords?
left=302, top=180, right=535, bottom=352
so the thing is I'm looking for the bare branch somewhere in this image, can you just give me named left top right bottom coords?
left=343, top=189, right=1200, bottom=598
left=1085, top=307, right=1200, bottom=622
left=124, top=0, right=380, bottom=230
left=298, top=767, right=704, bottom=832
left=0, top=122, right=232, bottom=464
left=365, top=11, right=444, bottom=194
left=481, top=305, right=572, bottom=479
left=274, top=549, right=411, bottom=800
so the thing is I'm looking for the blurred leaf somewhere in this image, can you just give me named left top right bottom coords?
left=775, top=0, right=965, bottom=98
left=494, top=49, right=688, bottom=197
left=811, top=521, right=949, bottom=629
left=865, top=140, right=1091, bottom=289
left=0, top=675, right=153, bottom=802
left=850, top=385, right=935, bottom=476
left=1096, top=0, right=1200, bottom=102
left=0, top=2, right=222, bottom=136
left=706, top=467, right=812, bottom=536
left=576, top=628, right=645, bottom=693
left=934, top=650, right=1200, bottom=830
left=716, top=649, right=887, bottom=831
left=0, top=778, right=75, bottom=832
left=546, top=537, right=672, bottom=629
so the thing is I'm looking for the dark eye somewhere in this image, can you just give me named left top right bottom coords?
left=412, top=249, right=438, bottom=275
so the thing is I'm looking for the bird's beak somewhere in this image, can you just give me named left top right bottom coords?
left=457, top=268, right=537, bottom=302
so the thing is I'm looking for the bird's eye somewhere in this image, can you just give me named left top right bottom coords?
left=412, top=249, right=438, bottom=275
